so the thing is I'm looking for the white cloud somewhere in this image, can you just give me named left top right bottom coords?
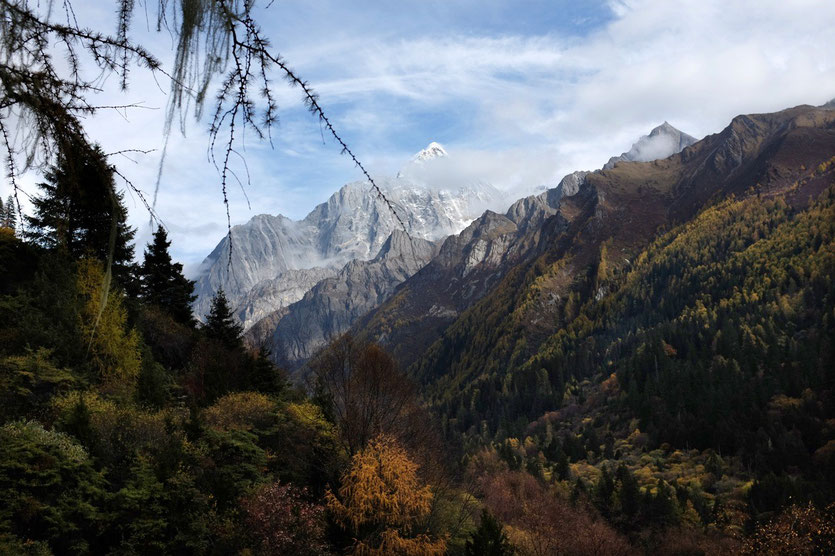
left=3, top=0, right=834, bottom=269
left=279, top=0, right=835, bottom=194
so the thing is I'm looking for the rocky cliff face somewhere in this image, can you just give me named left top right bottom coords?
left=352, top=189, right=569, bottom=370
left=234, top=267, right=337, bottom=331
left=192, top=143, right=506, bottom=325
left=192, top=214, right=315, bottom=322
left=250, top=230, right=438, bottom=369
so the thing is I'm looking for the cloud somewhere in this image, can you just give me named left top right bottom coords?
left=273, top=0, right=835, bottom=193
left=3, top=0, right=834, bottom=269
left=624, top=133, right=683, bottom=163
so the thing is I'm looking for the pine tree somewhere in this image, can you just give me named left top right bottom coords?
left=465, top=509, right=515, bottom=556
left=0, top=197, right=9, bottom=228
left=0, top=195, right=16, bottom=230
left=616, top=464, right=641, bottom=523
left=136, top=343, right=170, bottom=409
left=595, top=466, right=616, bottom=518
left=26, top=143, right=136, bottom=285
left=204, top=289, right=243, bottom=350
left=139, top=226, right=196, bottom=326
left=6, top=195, right=15, bottom=230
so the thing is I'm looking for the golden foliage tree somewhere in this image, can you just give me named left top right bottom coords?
left=76, top=258, right=140, bottom=394
left=203, top=391, right=276, bottom=432
left=327, top=435, right=446, bottom=556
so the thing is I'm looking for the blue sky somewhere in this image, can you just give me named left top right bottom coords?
left=4, top=0, right=835, bottom=273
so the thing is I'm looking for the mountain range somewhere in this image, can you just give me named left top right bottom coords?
left=194, top=122, right=700, bottom=372
left=192, top=143, right=504, bottom=328
left=353, top=102, right=835, bottom=437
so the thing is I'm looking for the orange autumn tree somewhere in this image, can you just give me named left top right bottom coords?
left=326, top=435, right=446, bottom=556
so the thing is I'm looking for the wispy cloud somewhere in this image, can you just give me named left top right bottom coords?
left=2, top=0, right=833, bottom=271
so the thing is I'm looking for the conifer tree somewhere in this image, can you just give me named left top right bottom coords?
left=248, top=346, right=286, bottom=395
left=204, top=289, right=243, bottom=350
left=0, top=195, right=17, bottom=230
left=326, top=435, right=446, bottom=555
left=465, top=509, right=515, bottom=556
left=26, top=143, right=136, bottom=284
left=616, top=464, right=641, bottom=522
left=6, top=195, right=15, bottom=230
left=139, top=227, right=196, bottom=326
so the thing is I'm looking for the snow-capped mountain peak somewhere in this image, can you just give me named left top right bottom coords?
left=412, top=141, right=448, bottom=162
left=397, top=142, right=449, bottom=179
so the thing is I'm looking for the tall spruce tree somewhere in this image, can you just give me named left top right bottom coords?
left=26, top=143, right=136, bottom=285
left=204, top=289, right=243, bottom=350
left=0, top=195, right=17, bottom=230
left=139, top=227, right=196, bottom=326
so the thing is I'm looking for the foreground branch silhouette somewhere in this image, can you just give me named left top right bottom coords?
left=0, top=0, right=404, bottom=248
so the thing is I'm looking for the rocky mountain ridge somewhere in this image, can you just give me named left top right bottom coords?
left=192, top=144, right=505, bottom=328
left=603, top=121, right=697, bottom=170
left=352, top=122, right=700, bottom=370
left=398, top=103, right=835, bottom=401
left=202, top=123, right=698, bottom=370
left=248, top=230, right=438, bottom=368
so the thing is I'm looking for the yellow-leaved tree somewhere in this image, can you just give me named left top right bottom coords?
left=327, top=435, right=446, bottom=556
left=76, top=258, right=140, bottom=395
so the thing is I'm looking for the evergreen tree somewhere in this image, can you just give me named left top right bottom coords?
left=595, top=466, right=616, bottom=518
left=465, top=509, right=515, bottom=556
left=136, top=343, right=171, bottom=409
left=139, top=227, right=196, bottom=326
left=0, top=195, right=17, bottom=230
left=248, top=346, right=286, bottom=395
left=616, top=464, right=641, bottom=522
left=26, top=143, right=136, bottom=285
left=204, top=289, right=243, bottom=350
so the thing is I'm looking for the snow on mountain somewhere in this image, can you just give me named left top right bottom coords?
left=412, top=141, right=448, bottom=162
left=396, top=141, right=448, bottom=178
left=193, top=143, right=505, bottom=326
left=194, top=125, right=695, bottom=331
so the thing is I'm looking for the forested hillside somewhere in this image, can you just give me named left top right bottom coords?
left=408, top=154, right=835, bottom=551
left=379, top=104, right=835, bottom=551
left=2, top=106, right=835, bottom=555
left=3, top=0, right=834, bottom=553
